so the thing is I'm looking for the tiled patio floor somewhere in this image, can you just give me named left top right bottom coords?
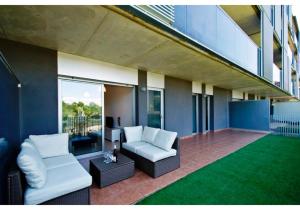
left=81, top=129, right=266, bottom=205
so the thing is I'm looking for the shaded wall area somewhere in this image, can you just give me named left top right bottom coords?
left=0, top=54, right=20, bottom=204
left=213, top=87, right=231, bottom=130
left=136, top=70, right=148, bottom=126
left=0, top=39, right=58, bottom=141
left=229, top=100, right=270, bottom=131
left=165, top=76, right=192, bottom=137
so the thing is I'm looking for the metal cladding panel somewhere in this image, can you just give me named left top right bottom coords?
left=262, top=13, right=273, bottom=82
left=262, top=5, right=272, bottom=21
left=282, top=51, right=289, bottom=91
left=283, top=6, right=289, bottom=51
left=186, top=5, right=217, bottom=50
left=274, top=5, right=282, bottom=41
left=229, top=100, right=270, bottom=131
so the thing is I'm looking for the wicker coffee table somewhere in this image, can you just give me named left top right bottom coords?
left=89, top=153, right=135, bottom=188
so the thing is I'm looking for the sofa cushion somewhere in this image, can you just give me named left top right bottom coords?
left=141, top=126, right=160, bottom=144
left=153, top=130, right=177, bottom=151
left=135, top=144, right=177, bottom=162
left=17, top=142, right=47, bottom=189
left=122, top=141, right=150, bottom=153
left=124, top=126, right=143, bottom=143
left=43, top=154, right=78, bottom=170
left=29, top=133, right=69, bottom=158
left=24, top=162, right=92, bottom=205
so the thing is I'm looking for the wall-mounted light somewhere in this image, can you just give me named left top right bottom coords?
left=140, top=86, right=147, bottom=92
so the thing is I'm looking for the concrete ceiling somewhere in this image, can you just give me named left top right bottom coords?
left=0, top=5, right=288, bottom=97
left=221, top=5, right=261, bottom=46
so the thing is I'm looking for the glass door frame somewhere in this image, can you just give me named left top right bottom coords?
left=58, top=77, right=105, bottom=156
left=147, top=87, right=164, bottom=129
left=192, top=94, right=199, bottom=134
left=205, top=95, right=211, bottom=132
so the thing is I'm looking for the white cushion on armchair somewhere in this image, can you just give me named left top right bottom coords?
left=153, top=129, right=177, bottom=151
left=141, top=126, right=160, bottom=143
left=124, top=126, right=143, bottom=143
left=17, top=142, right=47, bottom=189
left=28, top=133, right=69, bottom=158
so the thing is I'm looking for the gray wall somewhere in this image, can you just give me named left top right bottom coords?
left=229, top=100, right=270, bottom=131
left=104, top=85, right=134, bottom=127
left=0, top=38, right=58, bottom=140
left=164, top=76, right=193, bottom=137
left=136, top=70, right=148, bottom=126
left=213, top=87, right=230, bottom=130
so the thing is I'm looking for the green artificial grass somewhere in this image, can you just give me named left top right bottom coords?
left=137, top=135, right=300, bottom=205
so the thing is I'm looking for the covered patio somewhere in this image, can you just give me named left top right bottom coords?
left=79, top=129, right=266, bottom=204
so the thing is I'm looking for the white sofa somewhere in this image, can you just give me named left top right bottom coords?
left=120, top=126, right=180, bottom=178
left=11, top=133, right=92, bottom=205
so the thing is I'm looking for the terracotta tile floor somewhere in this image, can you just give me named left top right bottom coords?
left=80, top=129, right=266, bottom=205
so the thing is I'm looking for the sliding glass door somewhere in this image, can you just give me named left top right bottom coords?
left=147, top=88, right=164, bottom=129
left=59, top=79, right=104, bottom=156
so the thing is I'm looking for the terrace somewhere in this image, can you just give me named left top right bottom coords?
left=79, top=129, right=266, bottom=204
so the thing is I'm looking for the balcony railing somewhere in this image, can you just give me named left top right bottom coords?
left=172, top=6, right=259, bottom=75
left=63, top=116, right=102, bottom=137
left=270, top=115, right=300, bottom=137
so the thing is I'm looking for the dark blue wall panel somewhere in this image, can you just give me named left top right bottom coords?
left=0, top=59, right=20, bottom=148
left=229, top=100, right=270, bottom=131
left=0, top=39, right=58, bottom=141
left=165, top=76, right=192, bottom=137
left=213, top=87, right=230, bottom=130
left=0, top=57, right=20, bottom=204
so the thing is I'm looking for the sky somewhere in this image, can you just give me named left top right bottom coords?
left=61, top=80, right=103, bottom=106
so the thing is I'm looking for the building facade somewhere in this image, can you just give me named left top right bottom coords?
left=0, top=5, right=299, bottom=203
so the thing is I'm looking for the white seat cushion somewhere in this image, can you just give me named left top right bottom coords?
left=135, top=144, right=177, bottom=162
left=141, top=126, right=160, bottom=144
left=24, top=162, right=92, bottom=205
left=122, top=141, right=150, bottom=153
left=43, top=154, right=78, bottom=170
left=17, top=142, right=47, bottom=189
left=29, top=133, right=69, bottom=158
left=124, top=126, right=143, bottom=143
left=153, top=129, right=177, bottom=151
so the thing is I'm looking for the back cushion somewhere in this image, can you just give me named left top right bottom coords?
left=153, top=130, right=177, bottom=151
left=142, top=126, right=160, bottom=144
left=29, top=133, right=69, bottom=158
left=124, top=126, right=143, bottom=143
left=17, top=142, right=47, bottom=189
